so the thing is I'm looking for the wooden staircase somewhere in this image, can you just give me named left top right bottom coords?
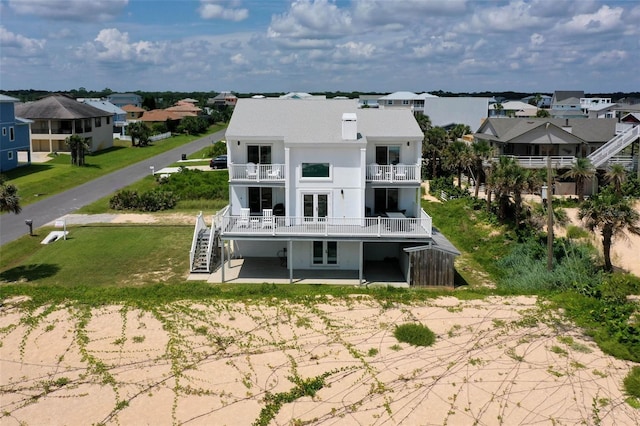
left=587, top=125, right=640, bottom=168
left=191, top=229, right=212, bottom=272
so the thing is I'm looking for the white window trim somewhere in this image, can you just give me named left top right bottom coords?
left=9, top=127, right=15, bottom=141
left=8, top=151, right=14, bottom=160
left=2, top=127, right=6, bottom=136
left=311, top=241, right=339, bottom=267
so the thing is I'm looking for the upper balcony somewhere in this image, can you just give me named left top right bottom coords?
left=366, top=164, right=420, bottom=183
left=229, top=163, right=285, bottom=183
left=229, top=163, right=422, bottom=184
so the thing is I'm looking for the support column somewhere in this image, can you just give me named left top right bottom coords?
left=359, top=241, right=363, bottom=285
left=289, top=240, right=293, bottom=283
left=221, top=239, right=225, bottom=282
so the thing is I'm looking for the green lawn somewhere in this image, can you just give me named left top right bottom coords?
left=0, top=225, right=192, bottom=288
left=3, top=125, right=226, bottom=207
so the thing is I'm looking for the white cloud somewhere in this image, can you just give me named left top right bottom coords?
left=530, top=33, right=544, bottom=47
left=0, top=26, right=45, bottom=54
left=8, top=0, right=128, bottom=21
left=354, top=0, right=467, bottom=25
left=333, top=41, right=376, bottom=61
left=556, top=5, right=624, bottom=34
left=462, top=0, right=547, bottom=33
left=231, top=53, right=248, bottom=65
left=199, top=0, right=248, bottom=21
left=412, top=36, right=463, bottom=59
left=588, top=49, right=628, bottom=66
left=80, top=28, right=165, bottom=64
left=268, top=0, right=352, bottom=41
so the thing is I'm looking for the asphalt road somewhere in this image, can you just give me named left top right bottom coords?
left=0, top=129, right=226, bottom=246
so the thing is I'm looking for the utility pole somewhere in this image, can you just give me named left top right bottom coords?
left=546, top=123, right=553, bottom=271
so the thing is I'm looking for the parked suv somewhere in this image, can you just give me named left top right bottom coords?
left=210, top=155, right=228, bottom=169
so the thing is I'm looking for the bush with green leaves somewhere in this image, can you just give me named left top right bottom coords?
left=394, top=323, right=436, bottom=347
left=429, top=176, right=469, bottom=200
left=158, top=168, right=228, bottom=200
left=497, top=237, right=601, bottom=294
left=204, top=141, right=227, bottom=158
left=624, top=366, right=640, bottom=400
left=109, top=189, right=177, bottom=212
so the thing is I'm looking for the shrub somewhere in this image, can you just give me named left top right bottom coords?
left=394, top=323, right=436, bottom=347
left=566, top=225, right=590, bottom=239
left=497, top=237, right=601, bottom=293
left=623, top=366, right=640, bottom=399
left=158, top=168, right=228, bottom=200
left=109, top=189, right=177, bottom=211
left=599, top=273, right=640, bottom=304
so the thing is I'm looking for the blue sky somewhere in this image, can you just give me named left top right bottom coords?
left=1, top=0, right=639, bottom=93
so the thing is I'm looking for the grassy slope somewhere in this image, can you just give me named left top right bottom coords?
left=3, top=125, right=226, bottom=207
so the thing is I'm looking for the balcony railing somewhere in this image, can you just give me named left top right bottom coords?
left=366, top=164, right=420, bottom=182
left=486, top=156, right=576, bottom=169
left=220, top=208, right=432, bottom=238
left=229, top=164, right=285, bottom=182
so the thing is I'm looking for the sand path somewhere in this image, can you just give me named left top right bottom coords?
left=1, top=295, right=638, bottom=425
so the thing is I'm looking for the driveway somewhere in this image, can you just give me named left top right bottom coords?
left=0, top=129, right=226, bottom=246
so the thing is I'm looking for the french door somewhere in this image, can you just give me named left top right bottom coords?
left=375, top=146, right=400, bottom=165
left=248, top=145, right=271, bottom=164
left=313, top=241, right=337, bottom=265
left=303, top=193, right=328, bottom=222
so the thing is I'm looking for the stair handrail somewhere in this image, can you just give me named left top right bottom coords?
left=205, top=227, right=215, bottom=272
left=190, top=211, right=207, bottom=272
left=588, top=125, right=640, bottom=167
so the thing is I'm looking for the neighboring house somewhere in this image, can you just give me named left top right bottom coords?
left=122, top=104, right=145, bottom=120
left=0, top=94, right=32, bottom=172
left=207, top=91, right=237, bottom=108
left=138, top=109, right=183, bottom=124
left=79, top=99, right=127, bottom=137
left=377, top=91, right=425, bottom=109
left=378, top=91, right=489, bottom=131
left=521, top=95, right=552, bottom=108
left=489, top=101, right=538, bottom=118
left=358, top=95, right=381, bottom=108
left=474, top=117, right=639, bottom=170
left=15, top=94, right=113, bottom=153
left=165, top=102, right=201, bottom=118
left=191, top=99, right=459, bottom=286
left=279, top=92, right=326, bottom=100
left=107, top=93, right=142, bottom=108
left=422, top=97, right=490, bottom=131
left=550, top=90, right=586, bottom=118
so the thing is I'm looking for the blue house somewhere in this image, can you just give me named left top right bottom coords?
left=0, top=94, right=31, bottom=172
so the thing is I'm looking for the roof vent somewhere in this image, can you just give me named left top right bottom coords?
left=342, top=113, right=357, bottom=141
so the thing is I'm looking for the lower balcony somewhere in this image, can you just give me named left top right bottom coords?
left=219, top=208, right=432, bottom=239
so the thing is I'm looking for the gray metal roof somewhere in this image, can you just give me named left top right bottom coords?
left=80, top=99, right=125, bottom=115
left=15, top=94, right=110, bottom=119
left=225, top=99, right=423, bottom=144
left=475, top=117, right=617, bottom=144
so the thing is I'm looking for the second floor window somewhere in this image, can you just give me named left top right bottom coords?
left=9, top=127, right=15, bottom=141
left=302, top=163, right=330, bottom=178
left=95, top=117, right=101, bottom=127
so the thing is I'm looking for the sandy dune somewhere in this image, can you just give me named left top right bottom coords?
left=1, top=295, right=638, bottom=425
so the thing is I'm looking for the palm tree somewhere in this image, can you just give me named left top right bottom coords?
left=0, top=175, right=21, bottom=214
left=604, top=164, right=627, bottom=196
left=491, top=156, right=528, bottom=223
left=444, top=140, right=472, bottom=188
left=128, top=121, right=151, bottom=147
left=65, top=134, right=90, bottom=166
left=562, top=158, right=595, bottom=202
left=423, top=127, right=447, bottom=178
left=579, top=189, right=640, bottom=272
left=471, top=140, right=493, bottom=199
